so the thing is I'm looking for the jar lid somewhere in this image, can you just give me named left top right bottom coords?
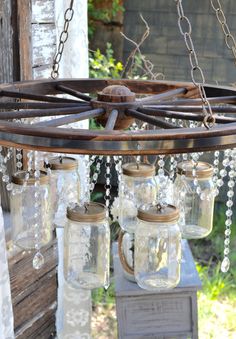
left=48, top=156, right=77, bottom=170
left=12, top=170, right=49, bottom=185
left=138, top=204, right=179, bottom=223
left=67, top=202, right=107, bottom=222
left=122, top=162, right=155, bottom=177
left=177, top=161, right=213, bottom=178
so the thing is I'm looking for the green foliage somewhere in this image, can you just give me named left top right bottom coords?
left=196, top=262, right=236, bottom=299
left=125, top=54, right=148, bottom=80
left=88, top=0, right=124, bottom=39
left=92, top=282, right=116, bottom=305
left=89, top=43, right=123, bottom=79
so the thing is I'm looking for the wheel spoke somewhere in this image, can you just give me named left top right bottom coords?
left=0, top=90, right=80, bottom=103
left=139, top=108, right=236, bottom=124
left=105, top=109, right=119, bottom=130
left=154, top=95, right=236, bottom=106
left=138, top=87, right=187, bottom=104
left=57, top=84, right=92, bottom=102
left=0, top=102, right=88, bottom=110
left=33, top=108, right=105, bottom=127
left=126, top=109, right=179, bottom=129
left=0, top=106, right=92, bottom=120
left=143, top=104, right=236, bottom=113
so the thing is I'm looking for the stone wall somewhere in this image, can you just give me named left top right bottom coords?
left=123, top=0, right=236, bottom=85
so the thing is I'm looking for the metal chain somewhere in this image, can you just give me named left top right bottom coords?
left=175, top=0, right=215, bottom=129
left=210, top=0, right=236, bottom=63
left=51, top=0, right=74, bottom=79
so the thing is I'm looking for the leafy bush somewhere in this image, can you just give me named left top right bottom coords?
left=89, top=43, right=123, bottom=79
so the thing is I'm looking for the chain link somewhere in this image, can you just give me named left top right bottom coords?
left=210, top=0, right=236, bottom=63
left=51, top=0, right=74, bottom=79
left=175, top=0, right=215, bottom=129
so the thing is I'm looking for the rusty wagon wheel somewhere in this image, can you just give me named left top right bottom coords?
left=0, top=78, right=236, bottom=155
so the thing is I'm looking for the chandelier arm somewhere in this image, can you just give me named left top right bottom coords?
left=105, top=110, right=119, bottom=130
left=0, top=102, right=85, bottom=110
left=138, top=107, right=236, bottom=124
left=0, top=90, right=79, bottom=103
left=0, top=106, right=92, bottom=120
left=33, top=108, right=105, bottom=127
left=126, top=109, right=180, bottom=129
left=56, top=84, right=92, bottom=102
left=144, top=105, right=236, bottom=113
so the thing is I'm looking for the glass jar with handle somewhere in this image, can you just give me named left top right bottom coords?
left=135, top=204, right=181, bottom=291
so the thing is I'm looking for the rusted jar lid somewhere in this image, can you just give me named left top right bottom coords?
left=12, top=170, right=49, bottom=185
left=138, top=204, right=179, bottom=223
left=122, top=162, right=155, bottom=177
left=48, top=156, right=77, bottom=170
left=67, top=202, right=107, bottom=222
left=177, top=161, right=213, bottom=178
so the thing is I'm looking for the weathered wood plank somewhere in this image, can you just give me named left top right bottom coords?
left=32, top=23, right=56, bottom=67
left=13, top=269, right=57, bottom=329
left=33, top=64, right=52, bottom=79
left=16, top=0, right=32, bottom=80
left=9, top=239, right=58, bottom=299
left=32, top=0, right=54, bottom=23
left=15, top=302, right=56, bottom=339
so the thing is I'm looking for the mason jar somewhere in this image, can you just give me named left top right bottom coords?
left=48, top=156, right=80, bottom=227
left=118, top=231, right=135, bottom=282
left=11, top=170, right=52, bottom=250
left=135, top=204, right=181, bottom=291
left=64, top=202, right=110, bottom=289
left=119, top=162, right=157, bottom=233
left=174, top=161, right=215, bottom=239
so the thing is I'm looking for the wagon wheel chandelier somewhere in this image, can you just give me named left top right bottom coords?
left=0, top=0, right=235, bottom=275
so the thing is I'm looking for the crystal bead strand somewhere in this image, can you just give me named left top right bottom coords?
left=157, top=155, right=168, bottom=206
left=169, top=155, right=178, bottom=182
left=104, top=156, right=112, bottom=214
left=217, top=149, right=231, bottom=188
left=221, top=149, right=236, bottom=273
left=0, top=147, right=14, bottom=192
left=16, top=148, right=23, bottom=171
left=189, top=153, right=203, bottom=197
left=212, top=150, right=220, bottom=196
left=32, top=151, right=44, bottom=270
left=90, top=156, right=103, bottom=193
left=113, top=156, right=122, bottom=183
left=83, top=155, right=97, bottom=203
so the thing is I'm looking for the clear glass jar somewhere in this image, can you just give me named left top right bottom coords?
left=11, top=171, right=52, bottom=250
left=48, top=156, right=80, bottom=227
left=119, top=162, right=157, bottom=233
left=64, top=202, right=110, bottom=289
left=174, top=161, right=215, bottom=239
left=135, top=204, right=181, bottom=291
left=118, top=231, right=135, bottom=282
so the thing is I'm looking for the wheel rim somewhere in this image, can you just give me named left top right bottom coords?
left=0, top=78, right=236, bottom=155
